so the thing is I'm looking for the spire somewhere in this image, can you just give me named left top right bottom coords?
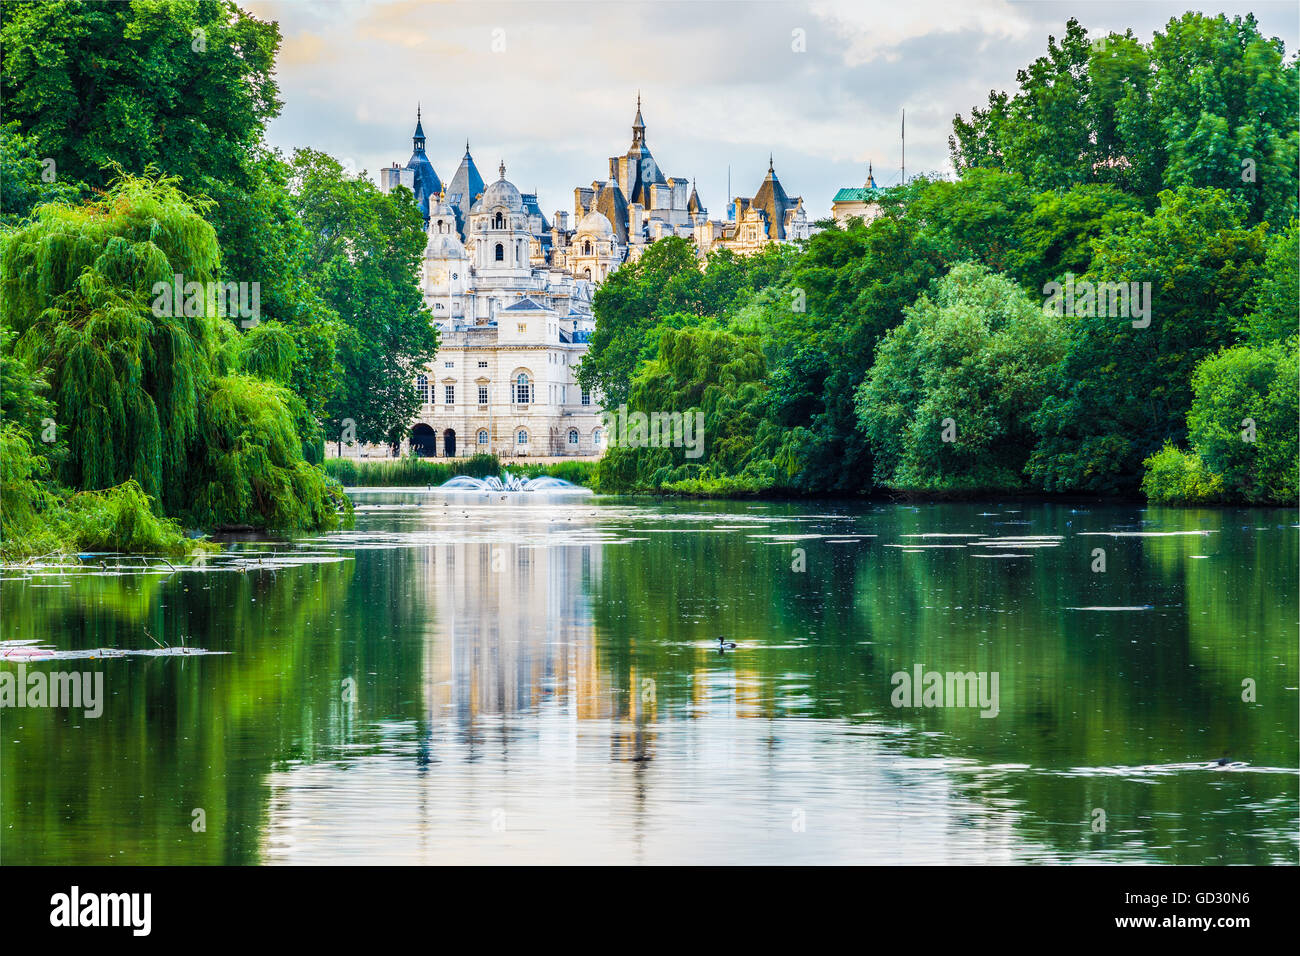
left=498, top=160, right=506, bottom=181
left=632, top=93, right=645, bottom=146
left=866, top=162, right=875, bottom=188
left=465, top=139, right=470, bottom=156
left=768, top=153, right=774, bottom=174
left=412, top=105, right=426, bottom=150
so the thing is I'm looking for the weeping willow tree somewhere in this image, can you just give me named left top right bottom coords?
left=0, top=172, right=349, bottom=538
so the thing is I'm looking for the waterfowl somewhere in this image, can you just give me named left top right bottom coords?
left=717, top=636, right=737, bottom=650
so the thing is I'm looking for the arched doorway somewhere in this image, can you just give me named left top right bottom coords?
left=410, top=423, right=436, bottom=457
left=443, top=429, right=456, bottom=457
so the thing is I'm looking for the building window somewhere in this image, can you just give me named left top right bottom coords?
left=477, top=385, right=488, bottom=405
left=444, top=384, right=455, bottom=404
left=494, top=213, right=504, bottom=229
left=477, top=429, right=488, bottom=446
left=568, top=429, right=579, bottom=446
left=593, top=428, right=602, bottom=446
left=517, top=323, right=526, bottom=334
left=477, top=360, right=488, bottom=368
left=512, top=373, right=531, bottom=405
left=516, top=429, right=529, bottom=445
left=445, top=361, right=454, bottom=368
left=583, top=240, right=592, bottom=255
left=495, top=242, right=504, bottom=261
left=581, top=390, right=591, bottom=406
left=416, top=374, right=429, bottom=404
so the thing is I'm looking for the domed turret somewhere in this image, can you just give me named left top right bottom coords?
left=474, top=161, right=523, bottom=213
left=576, top=209, right=614, bottom=237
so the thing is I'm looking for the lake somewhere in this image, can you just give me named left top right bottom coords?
left=2, top=493, right=1296, bottom=864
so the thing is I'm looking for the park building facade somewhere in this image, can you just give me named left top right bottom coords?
left=360, top=103, right=815, bottom=460
left=370, top=139, right=604, bottom=459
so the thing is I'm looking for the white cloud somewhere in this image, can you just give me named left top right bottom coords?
left=245, top=0, right=1300, bottom=218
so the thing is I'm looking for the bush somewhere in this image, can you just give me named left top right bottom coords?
left=1141, top=444, right=1225, bottom=504
left=1185, top=340, right=1298, bottom=504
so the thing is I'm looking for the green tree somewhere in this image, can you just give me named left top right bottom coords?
left=0, top=173, right=346, bottom=531
left=950, top=13, right=1298, bottom=225
left=757, top=210, right=945, bottom=493
left=0, top=0, right=281, bottom=202
left=856, top=263, right=1066, bottom=493
left=1, top=0, right=339, bottom=448
left=1148, top=12, right=1299, bottom=228
left=287, top=149, right=437, bottom=447
left=1184, top=340, right=1297, bottom=503
left=1029, top=187, right=1268, bottom=493
left=0, top=122, right=84, bottom=227
left=594, top=328, right=778, bottom=494
left=577, top=237, right=705, bottom=408
left=1240, top=222, right=1299, bottom=345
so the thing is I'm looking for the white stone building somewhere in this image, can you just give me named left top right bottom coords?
left=352, top=104, right=816, bottom=461
left=373, top=141, right=605, bottom=459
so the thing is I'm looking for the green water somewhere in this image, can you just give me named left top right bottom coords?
left=2, top=494, right=1296, bottom=864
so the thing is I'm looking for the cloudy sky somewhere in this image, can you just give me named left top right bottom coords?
left=244, top=0, right=1298, bottom=219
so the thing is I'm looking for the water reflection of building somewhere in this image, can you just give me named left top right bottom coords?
left=418, top=508, right=611, bottom=722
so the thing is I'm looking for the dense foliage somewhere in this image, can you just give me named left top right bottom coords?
left=0, top=175, right=350, bottom=553
left=0, top=0, right=439, bottom=553
left=586, top=12, right=1297, bottom=504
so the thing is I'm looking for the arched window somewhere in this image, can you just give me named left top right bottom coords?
left=583, top=268, right=592, bottom=281
left=494, top=212, right=504, bottom=229
left=512, top=372, right=531, bottom=405
left=568, top=429, right=579, bottom=446
left=583, top=240, right=592, bottom=255
left=494, top=243, right=504, bottom=261
left=516, top=429, right=529, bottom=446
left=416, top=374, right=429, bottom=404
left=593, top=428, right=602, bottom=446
left=477, top=429, right=488, bottom=446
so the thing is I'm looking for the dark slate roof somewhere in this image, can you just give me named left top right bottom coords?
left=572, top=329, right=593, bottom=343
left=446, top=146, right=486, bottom=239
left=590, top=182, right=629, bottom=244
left=559, top=328, right=572, bottom=343
left=520, top=191, right=551, bottom=232
left=687, top=181, right=704, bottom=214
left=501, top=297, right=548, bottom=312
left=403, top=111, right=441, bottom=221
left=625, top=148, right=666, bottom=208
left=747, top=161, right=799, bottom=240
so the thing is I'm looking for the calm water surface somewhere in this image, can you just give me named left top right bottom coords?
left=2, top=494, right=1296, bottom=864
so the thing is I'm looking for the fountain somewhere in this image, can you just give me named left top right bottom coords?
left=435, top=471, right=591, bottom=494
